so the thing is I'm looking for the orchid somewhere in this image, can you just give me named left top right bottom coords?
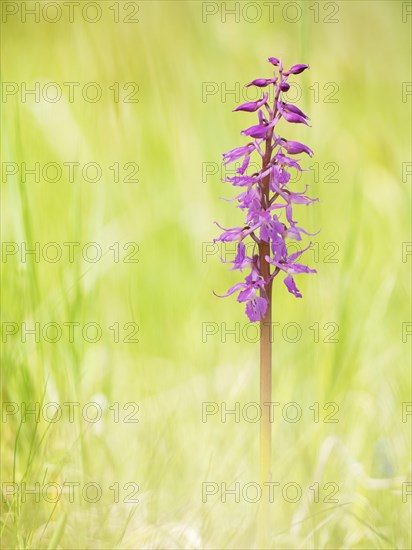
left=213, top=57, right=318, bottom=548
left=214, top=56, right=318, bottom=323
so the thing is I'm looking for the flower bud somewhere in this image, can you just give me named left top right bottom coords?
left=233, top=93, right=268, bottom=113
left=241, top=124, right=270, bottom=139
left=284, top=64, right=309, bottom=75
left=281, top=140, right=313, bottom=157
left=246, top=78, right=277, bottom=88
left=281, top=111, right=310, bottom=125
left=279, top=102, right=310, bottom=120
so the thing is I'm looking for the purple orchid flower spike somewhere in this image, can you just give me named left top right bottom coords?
left=213, top=58, right=318, bottom=539
left=214, top=56, right=318, bottom=322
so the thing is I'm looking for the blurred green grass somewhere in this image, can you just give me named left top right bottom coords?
left=1, top=1, right=411, bottom=548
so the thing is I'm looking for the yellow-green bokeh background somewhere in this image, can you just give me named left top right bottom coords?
left=1, top=1, right=411, bottom=548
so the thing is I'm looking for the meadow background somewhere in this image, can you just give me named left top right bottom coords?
left=1, top=1, right=411, bottom=548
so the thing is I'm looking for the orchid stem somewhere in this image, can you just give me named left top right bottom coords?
left=258, top=268, right=272, bottom=548
left=258, top=130, right=274, bottom=548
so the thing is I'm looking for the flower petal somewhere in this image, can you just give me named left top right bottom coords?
left=245, top=296, right=268, bottom=322
left=214, top=282, right=246, bottom=298
left=284, top=275, right=302, bottom=298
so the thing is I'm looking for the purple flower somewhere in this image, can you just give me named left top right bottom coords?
left=271, top=165, right=291, bottom=190
left=279, top=103, right=310, bottom=125
left=234, top=93, right=269, bottom=112
left=223, top=144, right=253, bottom=165
left=281, top=139, right=313, bottom=157
left=286, top=222, right=320, bottom=241
left=245, top=293, right=268, bottom=322
left=230, top=242, right=251, bottom=270
left=266, top=244, right=316, bottom=298
left=280, top=102, right=310, bottom=120
left=236, top=186, right=262, bottom=210
left=287, top=186, right=318, bottom=205
left=284, top=64, right=309, bottom=75
left=225, top=175, right=253, bottom=186
left=215, top=56, right=318, bottom=320
left=215, top=270, right=268, bottom=322
left=220, top=241, right=254, bottom=271
left=246, top=78, right=277, bottom=88
left=214, top=223, right=245, bottom=242
left=241, top=123, right=271, bottom=139
left=275, top=151, right=304, bottom=171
